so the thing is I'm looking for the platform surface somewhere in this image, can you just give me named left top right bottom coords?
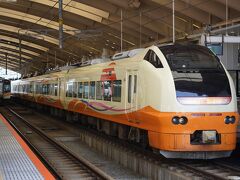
left=0, top=114, right=55, bottom=180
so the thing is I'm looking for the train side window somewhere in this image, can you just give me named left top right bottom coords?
left=35, top=84, right=38, bottom=94
left=41, top=85, right=44, bottom=94
left=51, top=84, right=55, bottom=95
left=48, top=84, right=51, bottom=95
left=144, top=50, right=163, bottom=68
left=103, top=81, right=112, bottom=101
left=134, top=75, right=137, bottom=93
left=66, top=83, right=73, bottom=97
left=112, top=80, right=121, bottom=102
left=37, top=85, right=39, bottom=94
left=46, top=84, right=49, bottom=95
left=83, top=82, right=89, bottom=99
left=73, top=82, right=77, bottom=98
left=128, top=75, right=132, bottom=103
left=30, top=84, right=33, bottom=93
left=38, top=84, right=42, bottom=94
left=23, top=85, right=25, bottom=93
left=47, top=84, right=50, bottom=95
left=89, top=81, right=95, bottom=99
left=96, top=81, right=103, bottom=100
left=78, top=82, right=83, bottom=98
left=54, top=84, right=58, bottom=96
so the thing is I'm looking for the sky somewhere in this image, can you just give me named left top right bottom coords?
left=0, top=67, right=21, bottom=79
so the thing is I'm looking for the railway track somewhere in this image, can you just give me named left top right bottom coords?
left=176, top=160, right=240, bottom=180
left=2, top=104, right=240, bottom=180
left=0, top=106, right=113, bottom=180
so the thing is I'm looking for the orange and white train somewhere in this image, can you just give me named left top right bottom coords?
left=11, top=44, right=239, bottom=159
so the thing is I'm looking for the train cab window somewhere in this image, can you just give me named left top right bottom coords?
left=112, top=80, right=122, bottom=102
left=54, top=84, right=58, bottom=96
left=96, top=81, right=103, bottom=100
left=83, top=82, right=89, bottom=99
left=103, top=81, right=112, bottom=101
left=73, top=82, right=77, bottom=98
left=3, top=81, right=10, bottom=92
left=89, top=81, right=95, bottom=99
left=67, top=83, right=73, bottom=97
left=78, top=82, right=83, bottom=98
left=144, top=50, right=163, bottom=68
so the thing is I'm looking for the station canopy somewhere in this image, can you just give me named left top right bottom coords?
left=0, top=0, right=239, bottom=74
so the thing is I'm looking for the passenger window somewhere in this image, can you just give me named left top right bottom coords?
left=54, top=84, right=58, bottom=96
left=103, top=81, right=112, bottom=101
left=49, top=84, right=52, bottom=95
left=51, top=84, right=55, bottom=96
left=112, top=80, right=121, bottom=102
left=128, top=75, right=132, bottom=103
left=78, top=82, right=83, bottom=98
left=66, top=83, right=73, bottom=97
left=46, top=84, right=50, bottom=95
left=96, top=81, right=103, bottom=100
left=144, top=50, right=163, bottom=68
left=89, top=81, right=95, bottom=99
left=73, top=82, right=77, bottom=98
left=38, top=84, right=42, bottom=94
left=83, top=82, right=89, bottom=99
left=30, top=84, right=33, bottom=93
left=134, top=75, right=137, bottom=93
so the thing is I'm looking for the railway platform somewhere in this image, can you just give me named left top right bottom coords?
left=0, top=114, right=55, bottom=180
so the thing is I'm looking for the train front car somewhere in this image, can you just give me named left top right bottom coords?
left=3, top=79, right=11, bottom=100
left=0, top=79, right=11, bottom=102
left=148, top=44, right=238, bottom=159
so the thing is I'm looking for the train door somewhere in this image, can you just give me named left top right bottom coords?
left=126, top=70, right=138, bottom=123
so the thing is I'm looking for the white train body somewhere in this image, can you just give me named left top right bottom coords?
left=12, top=44, right=239, bottom=159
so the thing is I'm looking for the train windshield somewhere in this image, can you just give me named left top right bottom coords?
left=159, top=45, right=231, bottom=99
left=3, top=80, right=10, bottom=92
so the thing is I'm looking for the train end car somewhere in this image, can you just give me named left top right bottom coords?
left=0, top=78, right=11, bottom=102
left=143, top=44, right=239, bottom=159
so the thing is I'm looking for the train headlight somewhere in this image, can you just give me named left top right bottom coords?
left=224, top=116, right=230, bottom=124
left=172, top=116, right=179, bottom=125
left=179, top=116, right=188, bottom=125
left=229, top=116, right=236, bottom=124
left=172, top=116, right=188, bottom=125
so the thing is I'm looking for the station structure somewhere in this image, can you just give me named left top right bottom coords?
left=0, top=0, right=240, bottom=179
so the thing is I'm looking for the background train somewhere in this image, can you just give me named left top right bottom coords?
left=0, top=78, right=11, bottom=103
left=11, top=44, right=239, bottom=159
